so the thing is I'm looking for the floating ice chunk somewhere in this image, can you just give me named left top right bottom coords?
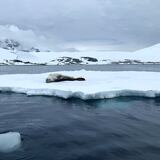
left=0, top=132, right=21, bottom=153
left=0, top=71, right=160, bottom=100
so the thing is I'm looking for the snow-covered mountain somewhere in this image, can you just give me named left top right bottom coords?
left=0, top=43, right=160, bottom=65
left=0, top=39, right=41, bottom=52
left=0, top=25, right=55, bottom=52
left=0, top=39, right=20, bottom=50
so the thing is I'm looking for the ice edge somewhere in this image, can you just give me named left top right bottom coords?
left=0, top=87, right=159, bottom=100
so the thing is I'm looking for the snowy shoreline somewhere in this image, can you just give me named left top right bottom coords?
left=0, top=43, right=160, bottom=65
left=0, top=70, right=160, bottom=100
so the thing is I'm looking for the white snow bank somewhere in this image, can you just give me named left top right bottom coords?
left=0, top=71, right=160, bottom=100
left=0, top=132, right=21, bottom=153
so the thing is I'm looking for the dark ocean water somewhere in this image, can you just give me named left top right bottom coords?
left=0, top=65, right=160, bottom=160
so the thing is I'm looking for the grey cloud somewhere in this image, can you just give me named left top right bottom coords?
left=0, top=0, right=160, bottom=50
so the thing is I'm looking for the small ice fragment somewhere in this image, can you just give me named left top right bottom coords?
left=0, top=132, right=21, bottom=153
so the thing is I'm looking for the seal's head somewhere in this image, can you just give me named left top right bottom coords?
left=46, top=73, right=60, bottom=83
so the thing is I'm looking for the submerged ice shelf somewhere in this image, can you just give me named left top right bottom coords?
left=0, top=70, right=160, bottom=100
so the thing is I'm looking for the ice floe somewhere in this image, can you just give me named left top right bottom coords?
left=0, top=70, right=160, bottom=100
left=0, top=132, right=21, bottom=153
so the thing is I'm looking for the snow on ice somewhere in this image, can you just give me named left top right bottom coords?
left=0, top=70, right=160, bottom=100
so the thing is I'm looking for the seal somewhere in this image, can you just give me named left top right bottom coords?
left=46, top=73, right=85, bottom=83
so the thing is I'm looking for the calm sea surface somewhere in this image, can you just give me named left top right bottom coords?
left=0, top=64, right=160, bottom=74
left=0, top=65, right=160, bottom=160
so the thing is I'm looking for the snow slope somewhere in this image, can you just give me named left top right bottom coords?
left=0, top=132, right=21, bottom=153
left=0, top=70, right=160, bottom=100
left=133, top=43, right=160, bottom=62
left=0, top=48, right=16, bottom=60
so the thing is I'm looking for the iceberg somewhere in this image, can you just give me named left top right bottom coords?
left=0, top=132, right=21, bottom=153
left=0, top=70, right=160, bottom=100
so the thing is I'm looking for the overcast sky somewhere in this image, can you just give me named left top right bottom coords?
left=0, top=0, right=160, bottom=50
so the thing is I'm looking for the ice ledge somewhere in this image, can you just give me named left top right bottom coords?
left=0, top=87, right=159, bottom=100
